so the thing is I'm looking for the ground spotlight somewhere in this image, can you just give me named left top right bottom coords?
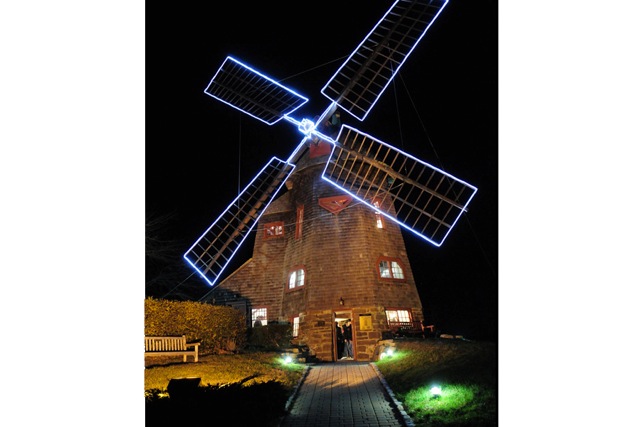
left=281, top=353, right=294, bottom=364
left=430, top=385, right=442, bottom=398
left=379, top=346, right=395, bottom=360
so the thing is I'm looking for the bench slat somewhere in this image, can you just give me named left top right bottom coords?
left=144, top=335, right=198, bottom=362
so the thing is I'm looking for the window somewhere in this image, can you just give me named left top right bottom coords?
left=264, top=221, right=284, bottom=239
left=318, top=195, right=352, bottom=214
left=295, top=205, right=304, bottom=239
left=377, top=257, right=405, bottom=280
left=385, top=309, right=420, bottom=336
left=288, top=266, right=306, bottom=289
left=252, top=307, right=267, bottom=327
left=292, top=316, right=300, bottom=337
left=385, top=309, right=411, bottom=324
left=373, top=199, right=384, bottom=229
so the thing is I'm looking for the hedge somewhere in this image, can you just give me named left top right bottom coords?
left=144, top=297, right=246, bottom=353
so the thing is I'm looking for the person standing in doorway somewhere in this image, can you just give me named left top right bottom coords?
left=335, top=321, right=345, bottom=360
left=341, top=319, right=353, bottom=360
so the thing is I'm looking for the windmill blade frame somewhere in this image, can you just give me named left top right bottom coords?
left=321, top=0, right=449, bottom=121
left=184, top=157, right=295, bottom=286
left=322, top=125, right=477, bottom=247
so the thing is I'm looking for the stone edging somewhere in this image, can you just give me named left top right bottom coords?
left=369, top=362, right=415, bottom=427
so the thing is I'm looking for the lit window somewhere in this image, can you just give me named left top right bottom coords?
left=288, top=267, right=306, bottom=289
left=391, top=261, right=404, bottom=279
left=292, top=316, right=300, bottom=337
left=252, top=307, right=267, bottom=327
left=386, top=309, right=411, bottom=324
left=295, top=205, right=304, bottom=239
left=380, top=261, right=391, bottom=278
left=264, top=221, right=284, bottom=239
left=387, top=310, right=398, bottom=323
left=377, top=257, right=405, bottom=280
left=373, top=200, right=384, bottom=229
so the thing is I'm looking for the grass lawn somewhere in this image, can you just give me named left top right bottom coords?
left=378, top=339, right=497, bottom=426
left=145, top=350, right=305, bottom=391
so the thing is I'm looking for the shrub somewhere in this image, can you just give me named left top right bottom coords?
left=247, top=322, right=293, bottom=350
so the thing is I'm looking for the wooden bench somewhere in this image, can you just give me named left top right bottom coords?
left=144, top=335, right=200, bottom=362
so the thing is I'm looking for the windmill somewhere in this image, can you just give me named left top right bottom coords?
left=184, top=0, right=477, bottom=292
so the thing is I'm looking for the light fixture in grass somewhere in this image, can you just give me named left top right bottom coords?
left=404, top=383, right=476, bottom=415
left=430, top=385, right=442, bottom=397
left=279, top=353, right=295, bottom=365
left=379, top=346, right=396, bottom=360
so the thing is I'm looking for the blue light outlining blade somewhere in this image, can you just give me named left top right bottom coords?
left=184, top=157, right=296, bottom=286
left=204, top=56, right=309, bottom=125
left=322, top=125, right=477, bottom=247
left=321, top=0, right=448, bottom=121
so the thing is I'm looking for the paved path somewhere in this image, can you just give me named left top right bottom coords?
left=279, top=362, right=413, bottom=427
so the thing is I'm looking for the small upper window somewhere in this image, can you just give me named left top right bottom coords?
left=295, top=205, right=304, bottom=239
left=373, top=199, right=384, bottom=229
left=288, top=266, right=306, bottom=290
left=377, top=257, right=405, bottom=280
left=264, top=221, right=284, bottom=239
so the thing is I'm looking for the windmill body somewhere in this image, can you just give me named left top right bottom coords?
left=202, top=139, right=424, bottom=361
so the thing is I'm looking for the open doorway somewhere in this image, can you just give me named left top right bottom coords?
left=334, top=311, right=353, bottom=361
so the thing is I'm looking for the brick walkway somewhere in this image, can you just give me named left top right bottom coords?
left=279, top=362, right=412, bottom=427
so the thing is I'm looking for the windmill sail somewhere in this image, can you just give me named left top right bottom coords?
left=322, top=125, right=476, bottom=246
left=184, top=157, right=295, bottom=286
left=321, top=0, right=448, bottom=121
left=204, top=56, right=308, bottom=125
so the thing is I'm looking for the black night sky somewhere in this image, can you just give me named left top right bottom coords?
left=147, top=1, right=498, bottom=341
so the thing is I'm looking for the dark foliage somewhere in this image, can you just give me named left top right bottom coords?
left=145, top=211, right=208, bottom=301
left=246, top=323, right=293, bottom=349
left=145, top=380, right=289, bottom=427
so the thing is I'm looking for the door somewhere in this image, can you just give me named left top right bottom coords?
left=334, top=310, right=354, bottom=361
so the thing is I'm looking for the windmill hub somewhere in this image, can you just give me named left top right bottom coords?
left=298, top=118, right=316, bottom=136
